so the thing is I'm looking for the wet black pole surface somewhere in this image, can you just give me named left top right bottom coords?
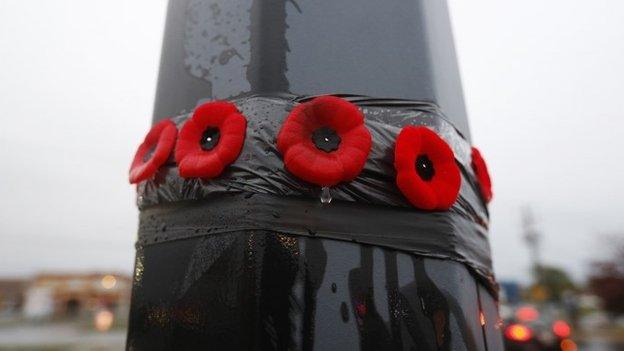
left=152, top=0, right=470, bottom=140
left=128, top=232, right=499, bottom=350
left=127, top=0, right=503, bottom=349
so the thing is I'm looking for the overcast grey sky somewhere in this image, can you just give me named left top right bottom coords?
left=0, top=0, right=623, bottom=283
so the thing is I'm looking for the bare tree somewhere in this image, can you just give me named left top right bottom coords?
left=587, top=234, right=624, bottom=316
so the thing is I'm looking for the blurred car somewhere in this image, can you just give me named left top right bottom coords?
left=503, top=305, right=577, bottom=351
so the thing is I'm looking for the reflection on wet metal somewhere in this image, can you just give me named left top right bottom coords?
left=478, top=284, right=506, bottom=350
left=184, top=0, right=252, bottom=99
left=132, top=249, right=144, bottom=288
left=127, top=232, right=494, bottom=350
left=136, top=0, right=499, bottom=348
left=154, top=0, right=471, bottom=139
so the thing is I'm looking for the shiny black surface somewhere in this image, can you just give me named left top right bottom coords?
left=416, top=155, right=436, bottom=181
left=136, top=193, right=494, bottom=293
left=200, top=127, right=220, bottom=150
left=127, top=231, right=501, bottom=350
left=140, top=95, right=484, bottom=219
left=479, top=284, right=506, bottom=350
left=130, top=0, right=504, bottom=348
left=136, top=95, right=494, bottom=289
left=312, top=127, right=341, bottom=153
left=153, top=0, right=470, bottom=140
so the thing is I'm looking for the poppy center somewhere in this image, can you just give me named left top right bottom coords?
left=415, top=154, right=435, bottom=181
left=312, top=127, right=341, bottom=152
left=200, top=127, right=220, bottom=150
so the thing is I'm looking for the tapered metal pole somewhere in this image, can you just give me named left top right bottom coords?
left=127, top=0, right=503, bottom=349
left=152, top=0, right=470, bottom=140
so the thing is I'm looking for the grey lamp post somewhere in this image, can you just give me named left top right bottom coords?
left=126, top=1, right=503, bottom=350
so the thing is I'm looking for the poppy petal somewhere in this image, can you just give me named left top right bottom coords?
left=193, top=101, right=239, bottom=127
left=311, top=96, right=364, bottom=132
left=178, top=151, right=225, bottom=179
left=471, top=147, right=493, bottom=203
left=175, top=101, right=247, bottom=179
left=396, top=172, right=437, bottom=210
left=394, top=126, right=460, bottom=210
left=277, top=96, right=372, bottom=187
left=335, top=146, right=369, bottom=181
left=129, top=119, right=177, bottom=184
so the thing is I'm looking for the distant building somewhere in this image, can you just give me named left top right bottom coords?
left=0, top=279, right=28, bottom=316
left=22, top=273, right=131, bottom=320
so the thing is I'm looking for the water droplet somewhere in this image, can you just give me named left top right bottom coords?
left=320, top=187, right=332, bottom=204
left=419, top=297, right=427, bottom=313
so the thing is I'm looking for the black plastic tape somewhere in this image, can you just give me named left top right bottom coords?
left=138, top=194, right=494, bottom=292
left=139, top=95, right=485, bottom=214
left=136, top=94, right=495, bottom=291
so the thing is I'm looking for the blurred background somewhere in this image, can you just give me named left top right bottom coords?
left=0, top=0, right=623, bottom=350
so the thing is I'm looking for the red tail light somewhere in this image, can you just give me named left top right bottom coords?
left=516, top=306, right=539, bottom=322
left=560, top=339, right=578, bottom=351
left=505, top=323, right=533, bottom=342
left=552, top=320, right=571, bottom=338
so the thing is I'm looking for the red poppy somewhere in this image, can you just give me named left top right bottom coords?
left=471, top=147, right=493, bottom=203
left=175, top=101, right=247, bottom=179
left=277, top=96, right=372, bottom=187
left=394, top=126, right=460, bottom=210
left=129, top=119, right=178, bottom=184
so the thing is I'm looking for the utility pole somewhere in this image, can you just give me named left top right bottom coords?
left=522, top=207, right=542, bottom=282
